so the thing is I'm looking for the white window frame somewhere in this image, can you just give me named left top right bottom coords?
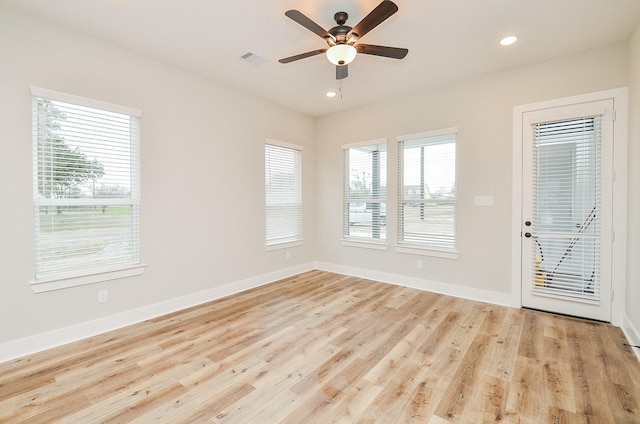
left=265, top=139, right=303, bottom=250
left=30, top=87, right=145, bottom=292
left=396, top=128, right=459, bottom=259
left=341, top=139, right=388, bottom=250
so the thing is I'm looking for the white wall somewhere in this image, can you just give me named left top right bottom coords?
left=626, top=19, right=640, bottom=344
left=315, top=43, right=629, bottom=299
left=0, top=7, right=315, bottom=350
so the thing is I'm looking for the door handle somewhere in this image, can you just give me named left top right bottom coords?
left=524, top=232, right=537, bottom=238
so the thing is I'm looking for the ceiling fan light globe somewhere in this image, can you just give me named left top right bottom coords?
left=326, top=44, right=357, bottom=66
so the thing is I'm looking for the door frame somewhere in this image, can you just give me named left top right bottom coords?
left=511, top=88, right=628, bottom=325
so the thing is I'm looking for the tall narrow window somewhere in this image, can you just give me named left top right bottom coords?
left=32, top=87, right=142, bottom=283
left=343, top=140, right=387, bottom=242
left=265, top=140, right=302, bottom=247
left=398, top=129, right=457, bottom=251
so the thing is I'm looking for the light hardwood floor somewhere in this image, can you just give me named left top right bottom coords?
left=1, top=270, right=639, bottom=423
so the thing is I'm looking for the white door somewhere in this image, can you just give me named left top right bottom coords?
left=521, top=99, right=614, bottom=322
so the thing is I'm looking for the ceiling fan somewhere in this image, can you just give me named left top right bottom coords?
left=279, top=0, right=408, bottom=80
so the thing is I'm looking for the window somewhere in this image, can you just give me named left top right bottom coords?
left=343, top=140, right=387, bottom=243
left=398, top=129, right=457, bottom=252
left=265, top=140, right=302, bottom=248
left=32, top=87, right=143, bottom=289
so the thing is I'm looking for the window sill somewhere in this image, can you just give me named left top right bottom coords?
left=341, top=239, right=388, bottom=251
left=265, top=240, right=304, bottom=251
left=395, top=245, right=459, bottom=259
left=30, top=263, right=147, bottom=293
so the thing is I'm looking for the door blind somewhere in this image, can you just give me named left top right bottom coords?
left=531, top=116, right=601, bottom=300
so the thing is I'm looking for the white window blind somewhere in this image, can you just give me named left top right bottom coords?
left=398, top=130, right=457, bottom=249
left=531, top=117, right=601, bottom=300
left=343, top=141, right=387, bottom=241
left=265, top=141, right=302, bottom=246
left=32, top=88, right=141, bottom=280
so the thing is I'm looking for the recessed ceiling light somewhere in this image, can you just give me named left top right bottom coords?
left=326, top=91, right=337, bottom=98
left=500, top=36, right=518, bottom=46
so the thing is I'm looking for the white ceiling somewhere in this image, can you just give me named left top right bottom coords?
left=2, top=0, right=640, bottom=117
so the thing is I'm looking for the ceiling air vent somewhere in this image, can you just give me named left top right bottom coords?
left=241, top=52, right=267, bottom=67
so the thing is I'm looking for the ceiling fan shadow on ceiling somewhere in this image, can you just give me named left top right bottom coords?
left=279, top=0, right=408, bottom=80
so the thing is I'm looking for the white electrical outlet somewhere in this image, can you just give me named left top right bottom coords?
left=285, top=251, right=291, bottom=260
left=98, top=289, right=108, bottom=303
left=417, top=259, right=423, bottom=269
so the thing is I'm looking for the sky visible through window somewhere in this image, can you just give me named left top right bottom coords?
left=404, top=139, right=456, bottom=196
left=348, top=147, right=387, bottom=194
left=52, top=100, right=133, bottom=198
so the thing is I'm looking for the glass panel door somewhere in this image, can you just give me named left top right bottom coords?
left=521, top=100, right=613, bottom=321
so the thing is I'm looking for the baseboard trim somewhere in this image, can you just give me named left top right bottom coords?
left=622, top=314, right=640, bottom=363
left=314, top=262, right=512, bottom=307
left=0, top=263, right=315, bottom=364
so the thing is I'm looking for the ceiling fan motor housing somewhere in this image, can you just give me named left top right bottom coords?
left=327, top=12, right=354, bottom=46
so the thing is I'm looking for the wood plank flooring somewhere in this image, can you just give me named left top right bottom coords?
left=1, top=270, right=639, bottom=423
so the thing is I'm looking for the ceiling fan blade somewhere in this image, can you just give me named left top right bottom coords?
left=279, top=49, right=327, bottom=64
left=356, top=44, right=408, bottom=59
left=336, top=65, right=348, bottom=80
left=348, top=1, right=398, bottom=41
left=285, top=10, right=332, bottom=40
